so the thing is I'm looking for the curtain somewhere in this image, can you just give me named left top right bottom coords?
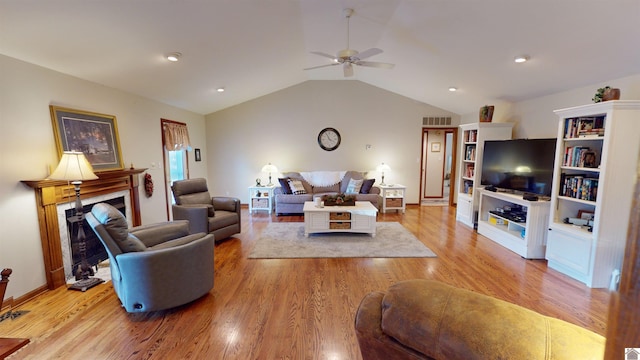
left=163, top=122, right=192, bottom=151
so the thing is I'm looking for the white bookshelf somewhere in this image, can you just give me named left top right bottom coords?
left=456, top=122, right=513, bottom=228
left=546, top=100, right=640, bottom=288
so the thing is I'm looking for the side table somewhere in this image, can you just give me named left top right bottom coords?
left=377, top=184, right=406, bottom=213
left=248, top=185, right=278, bottom=214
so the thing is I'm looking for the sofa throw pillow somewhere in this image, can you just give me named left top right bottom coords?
left=345, top=178, right=364, bottom=194
left=360, top=178, right=376, bottom=194
left=278, top=177, right=292, bottom=194
left=288, top=179, right=307, bottom=195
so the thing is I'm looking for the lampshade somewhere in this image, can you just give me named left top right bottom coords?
left=261, top=163, right=278, bottom=174
left=49, top=151, right=99, bottom=181
left=376, top=163, right=391, bottom=172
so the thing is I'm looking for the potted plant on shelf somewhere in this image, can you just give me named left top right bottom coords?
left=592, top=86, right=621, bottom=103
left=479, top=105, right=494, bottom=122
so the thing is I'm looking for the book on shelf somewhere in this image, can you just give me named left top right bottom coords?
left=465, top=164, right=475, bottom=177
left=465, top=146, right=476, bottom=161
left=563, top=146, right=599, bottom=168
left=578, top=129, right=605, bottom=138
left=560, top=174, right=598, bottom=201
left=466, top=130, right=477, bottom=143
left=463, top=180, right=473, bottom=194
left=564, top=115, right=605, bottom=139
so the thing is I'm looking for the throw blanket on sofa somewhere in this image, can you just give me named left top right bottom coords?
left=299, top=171, right=347, bottom=187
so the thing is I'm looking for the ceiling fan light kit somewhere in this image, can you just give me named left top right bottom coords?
left=304, top=8, right=395, bottom=77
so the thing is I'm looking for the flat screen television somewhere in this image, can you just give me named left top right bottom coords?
left=480, top=138, right=557, bottom=197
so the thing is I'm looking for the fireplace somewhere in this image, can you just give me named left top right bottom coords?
left=22, top=168, right=145, bottom=290
left=57, top=193, right=130, bottom=280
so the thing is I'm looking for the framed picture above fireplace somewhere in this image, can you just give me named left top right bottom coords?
left=50, top=105, right=124, bottom=171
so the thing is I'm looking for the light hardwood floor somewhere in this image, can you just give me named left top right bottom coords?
left=1, top=205, right=610, bottom=359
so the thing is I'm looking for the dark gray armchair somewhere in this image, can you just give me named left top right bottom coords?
left=86, top=203, right=214, bottom=313
left=171, top=178, right=241, bottom=242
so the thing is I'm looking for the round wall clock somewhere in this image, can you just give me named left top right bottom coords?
left=318, top=127, right=341, bottom=151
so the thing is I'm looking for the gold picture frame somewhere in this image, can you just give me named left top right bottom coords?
left=431, top=142, right=441, bottom=152
left=50, top=105, right=124, bottom=171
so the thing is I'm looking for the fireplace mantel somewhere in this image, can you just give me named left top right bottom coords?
left=22, top=168, right=146, bottom=290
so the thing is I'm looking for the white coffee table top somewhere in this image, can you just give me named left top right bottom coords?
left=303, top=201, right=378, bottom=213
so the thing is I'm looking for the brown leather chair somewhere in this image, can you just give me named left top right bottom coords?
left=355, top=279, right=605, bottom=360
left=171, top=178, right=241, bottom=242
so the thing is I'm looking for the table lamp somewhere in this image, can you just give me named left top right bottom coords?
left=377, top=162, right=391, bottom=186
left=261, top=163, right=278, bottom=186
left=49, top=151, right=103, bottom=291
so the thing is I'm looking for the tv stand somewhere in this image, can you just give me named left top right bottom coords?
left=477, top=189, right=550, bottom=259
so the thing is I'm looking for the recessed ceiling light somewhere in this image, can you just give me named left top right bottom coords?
left=166, top=52, right=182, bottom=62
left=514, top=55, right=529, bottom=63
left=448, top=87, right=458, bottom=92
left=217, top=87, right=225, bottom=92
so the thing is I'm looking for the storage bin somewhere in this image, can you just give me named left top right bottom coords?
left=386, top=198, right=403, bottom=207
left=329, top=222, right=351, bottom=229
left=329, top=212, right=351, bottom=220
left=252, top=198, right=269, bottom=208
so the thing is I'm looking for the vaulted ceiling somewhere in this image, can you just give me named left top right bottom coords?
left=1, top=0, right=639, bottom=115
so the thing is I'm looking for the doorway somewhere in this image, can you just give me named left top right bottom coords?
left=420, top=128, right=457, bottom=206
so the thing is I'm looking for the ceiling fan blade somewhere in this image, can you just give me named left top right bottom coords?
left=304, top=63, right=340, bottom=71
left=310, top=51, right=337, bottom=60
left=355, top=48, right=383, bottom=60
left=355, top=61, right=395, bottom=69
left=343, top=63, right=354, bottom=77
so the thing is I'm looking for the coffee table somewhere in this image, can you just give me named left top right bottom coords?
left=303, top=201, right=378, bottom=237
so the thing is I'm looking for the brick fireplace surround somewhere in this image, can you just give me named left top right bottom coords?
left=22, top=168, right=146, bottom=290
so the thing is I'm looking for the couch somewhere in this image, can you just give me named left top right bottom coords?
left=171, top=178, right=241, bottom=242
left=86, top=203, right=215, bottom=313
left=274, top=171, right=380, bottom=215
left=354, top=279, right=605, bottom=360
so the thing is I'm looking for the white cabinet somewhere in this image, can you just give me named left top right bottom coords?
left=477, top=189, right=550, bottom=259
left=248, top=185, right=277, bottom=214
left=547, top=101, right=640, bottom=288
left=377, top=185, right=406, bottom=213
left=456, top=123, right=513, bottom=228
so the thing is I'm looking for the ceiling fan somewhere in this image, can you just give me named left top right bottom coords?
left=304, top=8, right=395, bottom=77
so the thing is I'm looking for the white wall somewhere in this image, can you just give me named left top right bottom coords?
left=460, top=74, right=640, bottom=139
left=0, top=55, right=207, bottom=301
left=204, top=80, right=459, bottom=204
left=507, top=74, right=640, bottom=139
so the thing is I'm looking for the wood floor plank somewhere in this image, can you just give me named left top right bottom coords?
left=0, top=205, right=610, bottom=359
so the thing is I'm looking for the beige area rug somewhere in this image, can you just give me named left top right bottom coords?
left=249, top=222, right=437, bottom=259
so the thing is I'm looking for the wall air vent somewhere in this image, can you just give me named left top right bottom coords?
left=423, top=116, right=452, bottom=126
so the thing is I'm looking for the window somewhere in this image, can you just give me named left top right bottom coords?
left=161, top=119, right=192, bottom=219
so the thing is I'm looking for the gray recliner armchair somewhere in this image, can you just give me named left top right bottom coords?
left=86, top=203, right=214, bottom=313
left=171, top=178, right=241, bottom=242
